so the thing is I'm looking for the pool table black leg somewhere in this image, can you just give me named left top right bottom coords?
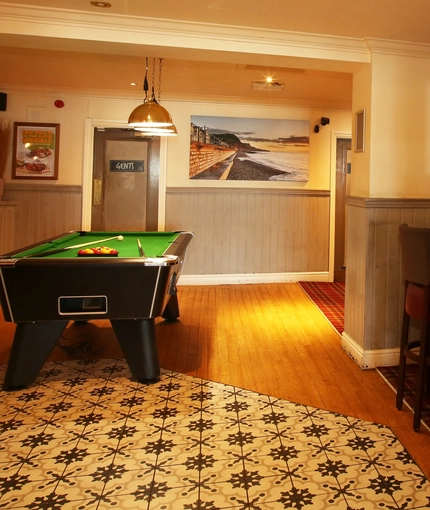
left=161, top=294, right=180, bottom=321
left=111, top=319, right=160, bottom=383
left=3, top=321, right=68, bottom=391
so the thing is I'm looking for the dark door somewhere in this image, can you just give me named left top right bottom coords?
left=91, top=128, right=160, bottom=231
left=334, top=138, right=351, bottom=282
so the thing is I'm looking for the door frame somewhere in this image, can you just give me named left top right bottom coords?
left=82, top=119, right=168, bottom=231
left=329, top=131, right=351, bottom=281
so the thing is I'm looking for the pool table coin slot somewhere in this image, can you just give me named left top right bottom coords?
left=58, top=296, right=108, bottom=315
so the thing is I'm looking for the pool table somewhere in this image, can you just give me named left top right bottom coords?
left=0, top=230, right=193, bottom=390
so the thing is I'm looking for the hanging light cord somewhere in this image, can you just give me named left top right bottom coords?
left=151, top=57, right=157, bottom=102
left=143, top=57, right=149, bottom=99
left=147, top=57, right=164, bottom=103
left=158, top=58, right=163, bottom=103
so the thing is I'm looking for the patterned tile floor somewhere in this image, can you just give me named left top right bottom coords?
left=0, top=359, right=429, bottom=509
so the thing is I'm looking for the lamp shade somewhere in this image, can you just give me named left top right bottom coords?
left=135, top=124, right=178, bottom=137
left=128, top=97, right=173, bottom=128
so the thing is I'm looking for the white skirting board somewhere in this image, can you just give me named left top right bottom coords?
left=341, top=332, right=400, bottom=369
left=179, top=272, right=329, bottom=286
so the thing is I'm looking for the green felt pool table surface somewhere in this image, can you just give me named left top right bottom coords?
left=12, top=231, right=181, bottom=259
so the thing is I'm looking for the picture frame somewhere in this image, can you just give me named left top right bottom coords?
left=12, top=122, right=60, bottom=180
left=189, top=115, right=310, bottom=182
left=355, top=110, right=365, bottom=152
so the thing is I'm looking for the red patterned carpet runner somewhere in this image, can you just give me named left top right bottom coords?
left=298, top=281, right=345, bottom=334
left=298, top=281, right=430, bottom=430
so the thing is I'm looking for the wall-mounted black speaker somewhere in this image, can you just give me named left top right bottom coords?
left=0, top=93, right=7, bottom=111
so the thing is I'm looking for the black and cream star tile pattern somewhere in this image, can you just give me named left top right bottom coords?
left=0, top=359, right=429, bottom=509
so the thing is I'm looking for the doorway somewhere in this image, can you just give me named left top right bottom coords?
left=334, top=138, right=351, bottom=282
left=91, top=128, right=160, bottom=231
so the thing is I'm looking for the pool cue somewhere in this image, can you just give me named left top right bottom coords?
left=25, top=235, right=124, bottom=257
left=137, top=239, right=146, bottom=258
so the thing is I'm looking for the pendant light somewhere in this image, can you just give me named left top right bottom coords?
left=134, top=125, right=178, bottom=136
left=128, top=58, right=177, bottom=136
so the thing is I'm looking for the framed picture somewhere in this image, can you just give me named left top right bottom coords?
left=12, top=122, right=60, bottom=180
left=189, top=115, right=310, bottom=182
left=355, top=110, right=365, bottom=152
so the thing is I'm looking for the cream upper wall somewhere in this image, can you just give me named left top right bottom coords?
left=0, top=87, right=352, bottom=190
left=369, top=52, right=430, bottom=198
left=350, top=48, right=430, bottom=200
left=0, top=90, right=92, bottom=186
left=351, top=64, right=372, bottom=198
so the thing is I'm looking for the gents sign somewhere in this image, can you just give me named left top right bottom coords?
left=110, top=160, right=144, bottom=172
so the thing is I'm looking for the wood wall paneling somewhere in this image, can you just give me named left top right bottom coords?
left=3, top=184, right=331, bottom=278
left=344, top=202, right=366, bottom=346
left=0, top=201, right=18, bottom=254
left=166, top=188, right=330, bottom=276
left=345, top=197, right=430, bottom=354
left=3, top=184, right=82, bottom=251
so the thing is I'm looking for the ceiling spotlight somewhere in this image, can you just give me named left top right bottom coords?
left=90, top=2, right=111, bottom=7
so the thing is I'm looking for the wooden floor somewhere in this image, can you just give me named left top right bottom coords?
left=1, top=282, right=430, bottom=479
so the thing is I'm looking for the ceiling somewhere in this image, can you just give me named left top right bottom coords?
left=1, top=0, right=429, bottom=107
left=4, top=0, right=430, bottom=44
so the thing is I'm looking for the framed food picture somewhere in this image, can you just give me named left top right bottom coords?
left=12, top=122, right=60, bottom=180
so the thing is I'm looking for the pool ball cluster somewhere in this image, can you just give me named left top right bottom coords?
left=77, top=246, right=119, bottom=256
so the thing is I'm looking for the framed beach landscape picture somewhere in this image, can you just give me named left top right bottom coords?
left=189, top=116, right=309, bottom=181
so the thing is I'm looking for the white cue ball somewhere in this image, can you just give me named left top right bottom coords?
left=117, top=235, right=124, bottom=241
